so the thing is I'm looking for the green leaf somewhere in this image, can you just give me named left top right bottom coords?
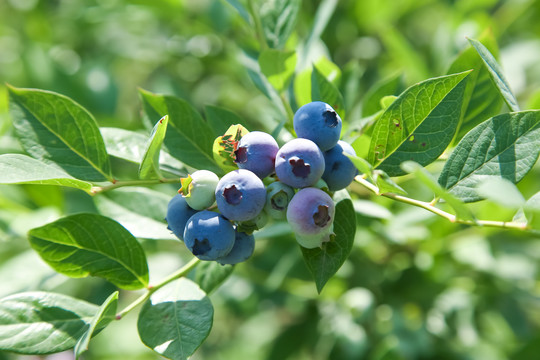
left=74, top=291, right=118, bottom=360
left=368, top=71, right=471, bottom=176
left=137, top=278, right=213, bottom=360
left=139, top=115, right=169, bottom=179
left=0, top=154, right=93, bottom=193
left=0, top=291, right=98, bottom=354
left=224, top=0, right=251, bottom=23
left=7, top=86, right=112, bottom=182
left=401, top=161, right=475, bottom=221
left=260, top=0, right=301, bottom=49
left=258, top=49, right=297, bottom=93
left=301, top=194, right=356, bottom=293
left=448, top=30, right=503, bottom=141
left=94, top=189, right=176, bottom=240
left=139, top=89, right=221, bottom=174
left=28, top=213, right=149, bottom=289
left=475, top=178, right=525, bottom=209
left=523, top=191, right=540, bottom=230
left=438, top=111, right=540, bottom=202
left=100, top=127, right=185, bottom=175
left=362, top=73, right=403, bottom=117
left=346, top=154, right=373, bottom=177
left=204, top=105, right=248, bottom=137
left=294, top=56, right=341, bottom=107
left=468, top=37, right=520, bottom=112
left=375, top=171, right=407, bottom=196
left=194, top=262, right=235, bottom=294
left=311, top=65, right=345, bottom=119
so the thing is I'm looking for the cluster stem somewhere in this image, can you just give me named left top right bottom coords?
left=354, top=176, right=529, bottom=230
left=115, top=258, right=201, bottom=320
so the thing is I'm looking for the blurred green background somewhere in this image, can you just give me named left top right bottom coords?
left=1, top=0, right=540, bottom=359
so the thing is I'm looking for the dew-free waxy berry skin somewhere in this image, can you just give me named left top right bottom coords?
left=234, top=131, right=279, bottom=179
left=215, top=169, right=266, bottom=221
left=180, top=170, right=219, bottom=210
left=265, top=181, right=295, bottom=220
left=166, top=194, right=198, bottom=241
left=293, top=101, right=342, bottom=152
left=275, top=138, right=325, bottom=188
left=216, top=230, right=255, bottom=265
left=287, top=187, right=335, bottom=248
left=322, top=140, right=358, bottom=191
left=183, top=210, right=235, bottom=261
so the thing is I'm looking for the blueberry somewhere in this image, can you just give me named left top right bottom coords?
left=237, top=210, right=269, bottom=233
left=166, top=194, right=198, bottom=241
left=275, top=138, right=325, bottom=188
left=215, top=169, right=266, bottom=221
left=293, top=101, right=342, bottom=151
left=286, top=187, right=335, bottom=248
left=183, top=210, right=235, bottom=260
left=234, top=131, right=279, bottom=179
left=322, top=140, right=358, bottom=191
left=179, top=170, right=219, bottom=210
left=216, top=230, right=255, bottom=265
left=265, top=181, right=295, bottom=220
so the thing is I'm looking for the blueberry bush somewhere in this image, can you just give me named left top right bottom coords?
left=1, top=0, right=540, bottom=359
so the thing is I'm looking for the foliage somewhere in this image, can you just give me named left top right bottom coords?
left=1, top=0, right=540, bottom=359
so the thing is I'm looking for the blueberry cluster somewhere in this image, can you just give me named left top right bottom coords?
left=166, top=101, right=358, bottom=264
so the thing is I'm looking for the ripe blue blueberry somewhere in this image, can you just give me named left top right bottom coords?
left=183, top=210, right=235, bottom=260
left=286, top=187, right=335, bottom=248
left=322, top=140, right=358, bottom=191
left=215, top=169, right=266, bottom=221
left=166, top=194, right=198, bottom=241
left=216, top=230, right=255, bottom=265
left=179, top=170, right=219, bottom=210
left=234, top=131, right=279, bottom=179
left=265, top=181, right=295, bottom=220
left=293, top=101, right=342, bottom=151
left=275, top=138, right=325, bottom=188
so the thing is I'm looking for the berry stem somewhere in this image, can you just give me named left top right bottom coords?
left=115, top=257, right=201, bottom=320
left=354, top=176, right=530, bottom=231
left=90, top=178, right=180, bottom=195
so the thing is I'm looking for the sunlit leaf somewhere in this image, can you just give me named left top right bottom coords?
left=138, top=278, right=213, bottom=360
left=28, top=213, right=149, bottom=289
left=8, top=86, right=112, bottom=182
left=439, top=111, right=540, bottom=202
left=368, top=71, right=471, bottom=176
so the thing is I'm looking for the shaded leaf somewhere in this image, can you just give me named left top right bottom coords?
left=0, top=292, right=98, bottom=354
left=0, top=154, right=92, bottom=193
left=139, top=89, right=221, bottom=174
left=401, top=161, right=475, bottom=221
left=294, top=56, right=341, bottom=107
left=468, top=37, right=520, bottom=112
left=204, top=105, right=247, bottom=137
left=368, top=71, right=471, bottom=176
left=8, top=86, right=112, bottom=181
left=301, top=193, right=356, bottom=293
left=311, top=65, right=345, bottom=119
left=475, top=178, right=525, bottom=209
left=224, top=0, right=250, bottom=23
left=100, top=127, right=185, bottom=175
left=375, top=171, right=407, bottom=196
left=260, top=0, right=301, bottom=49
left=258, top=49, right=297, bottom=93
left=94, top=191, right=176, bottom=240
left=139, top=115, right=169, bottom=179
left=194, top=262, right=235, bottom=294
left=438, top=111, right=540, bottom=202
left=448, top=30, right=503, bottom=141
left=28, top=213, right=149, bottom=290
left=362, top=73, right=403, bottom=117
left=74, top=291, right=118, bottom=359
left=137, top=278, right=213, bottom=360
